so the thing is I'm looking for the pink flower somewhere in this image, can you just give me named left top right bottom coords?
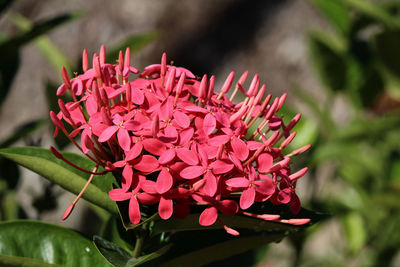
left=51, top=46, right=311, bottom=235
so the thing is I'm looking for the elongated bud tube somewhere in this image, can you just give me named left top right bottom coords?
left=61, top=66, right=71, bottom=89
left=289, top=167, right=308, bottom=181
left=161, top=53, right=167, bottom=77
left=165, top=67, right=176, bottom=93
left=58, top=99, right=71, bottom=119
left=118, top=50, right=124, bottom=75
left=82, top=49, right=89, bottom=72
left=93, top=54, right=101, bottom=78
left=199, top=74, right=208, bottom=100
left=100, top=45, right=106, bottom=65
left=50, top=111, right=64, bottom=129
left=217, top=71, right=235, bottom=99
left=280, top=131, right=296, bottom=149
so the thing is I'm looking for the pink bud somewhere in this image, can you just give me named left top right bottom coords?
left=207, top=75, right=215, bottom=100
left=61, top=66, right=71, bottom=89
left=230, top=104, right=248, bottom=123
left=220, top=71, right=235, bottom=95
left=289, top=167, right=308, bottom=181
left=175, top=72, right=186, bottom=96
left=165, top=67, right=176, bottom=93
left=290, top=144, right=311, bottom=156
left=58, top=99, right=71, bottom=119
left=264, top=97, right=279, bottom=121
left=277, top=93, right=287, bottom=111
left=100, top=45, right=106, bottom=65
left=118, top=50, right=124, bottom=74
left=50, top=111, right=64, bottom=129
left=124, top=47, right=131, bottom=70
left=92, top=81, right=101, bottom=104
left=280, top=131, right=296, bottom=149
left=62, top=203, right=75, bottom=220
left=199, top=74, right=208, bottom=99
left=238, top=70, right=249, bottom=86
left=254, top=84, right=266, bottom=105
left=247, top=74, right=259, bottom=97
left=82, top=49, right=89, bottom=72
left=101, top=107, right=113, bottom=126
left=161, top=52, right=167, bottom=77
left=286, top=113, right=302, bottom=132
left=93, top=54, right=101, bottom=78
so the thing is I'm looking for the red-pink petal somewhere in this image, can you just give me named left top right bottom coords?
left=199, top=206, right=218, bottom=226
left=158, top=149, right=176, bottom=164
left=208, top=135, right=230, bottom=146
left=98, top=125, right=118, bottom=142
left=277, top=188, right=291, bottom=204
left=156, top=168, right=173, bottom=194
left=231, top=136, right=249, bottom=161
left=285, top=218, right=310, bottom=225
left=133, top=155, right=159, bottom=172
left=255, top=176, right=275, bottom=196
left=159, top=197, right=173, bottom=220
left=180, top=166, right=205, bottom=179
left=121, top=164, right=133, bottom=190
left=108, top=188, right=131, bottom=201
left=176, top=148, right=199, bottom=165
left=129, top=196, right=141, bottom=224
left=125, top=142, right=143, bottom=161
left=240, top=187, right=256, bottom=209
left=117, top=128, right=131, bottom=151
left=203, top=113, right=216, bottom=135
left=174, top=110, right=190, bottom=128
left=131, top=86, right=144, bottom=105
left=142, top=139, right=166, bottom=156
left=257, top=153, right=273, bottom=173
left=140, top=180, right=157, bottom=194
left=225, top=177, right=250, bottom=188
left=203, top=171, right=217, bottom=197
left=218, top=200, right=239, bottom=215
left=290, top=193, right=301, bottom=214
left=210, top=160, right=234, bottom=174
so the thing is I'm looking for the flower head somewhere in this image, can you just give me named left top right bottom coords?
left=51, top=45, right=311, bottom=235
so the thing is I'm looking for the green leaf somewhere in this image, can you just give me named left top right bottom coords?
left=93, top=235, right=171, bottom=267
left=107, top=31, right=159, bottom=63
left=161, top=233, right=284, bottom=267
left=0, top=146, right=118, bottom=215
left=0, top=254, right=62, bottom=267
left=308, top=31, right=347, bottom=92
left=342, top=212, right=367, bottom=254
left=342, top=0, right=400, bottom=29
left=93, top=236, right=131, bottom=267
left=374, top=30, right=400, bottom=79
left=309, top=0, right=350, bottom=35
left=10, top=12, right=73, bottom=71
left=0, top=220, right=111, bottom=267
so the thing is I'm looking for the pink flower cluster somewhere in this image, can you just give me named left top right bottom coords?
left=50, top=46, right=311, bottom=235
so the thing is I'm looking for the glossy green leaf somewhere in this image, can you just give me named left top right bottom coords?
left=0, top=254, right=62, bottom=267
left=309, top=0, right=350, bottom=35
left=0, top=146, right=118, bottom=215
left=93, top=236, right=131, bottom=267
left=161, top=233, right=283, bottom=267
left=309, top=31, right=347, bottom=92
left=93, top=235, right=171, bottom=267
left=0, top=220, right=111, bottom=267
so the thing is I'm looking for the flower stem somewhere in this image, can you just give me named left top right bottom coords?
left=133, top=232, right=145, bottom=258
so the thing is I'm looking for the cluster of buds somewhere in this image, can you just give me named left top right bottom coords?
left=50, top=45, right=311, bottom=235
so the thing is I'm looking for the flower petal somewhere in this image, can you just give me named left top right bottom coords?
left=133, top=155, right=159, bottom=172
left=225, top=177, right=250, bottom=188
left=129, top=196, right=141, bottom=224
left=174, top=110, right=190, bottom=129
left=210, top=160, right=234, bottom=174
left=108, top=188, right=131, bottom=201
left=176, top=148, right=199, bottom=165
left=158, top=149, right=176, bottom=164
left=203, top=171, right=217, bottom=197
left=240, top=187, right=255, bottom=209
left=156, top=168, right=173, bottom=194
left=142, top=138, right=166, bottom=156
left=199, top=206, right=218, bottom=226
left=257, top=153, right=273, bottom=173
left=203, top=113, right=216, bottom=135
left=98, top=126, right=118, bottom=142
left=180, top=166, right=205, bottom=179
left=117, top=128, right=131, bottom=151
left=159, top=197, right=173, bottom=220
left=231, top=136, right=249, bottom=161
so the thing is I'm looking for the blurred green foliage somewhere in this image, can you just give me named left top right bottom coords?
left=281, top=0, right=400, bottom=266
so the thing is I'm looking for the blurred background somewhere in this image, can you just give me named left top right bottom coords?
left=1, top=0, right=400, bottom=266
